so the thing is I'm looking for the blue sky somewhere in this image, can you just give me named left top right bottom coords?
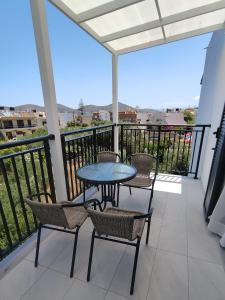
left=0, top=0, right=211, bottom=110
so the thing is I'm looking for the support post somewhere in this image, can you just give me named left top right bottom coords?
left=30, top=0, right=67, bottom=202
left=112, top=54, right=119, bottom=153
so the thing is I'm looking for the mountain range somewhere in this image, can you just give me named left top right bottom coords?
left=15, top=102, right=158, bottom=113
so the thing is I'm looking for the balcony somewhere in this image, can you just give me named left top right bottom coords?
left=1, top=175, right=225, bottom=300
left=0, top=124, right=225, bottom=299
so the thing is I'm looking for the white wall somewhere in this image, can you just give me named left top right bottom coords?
left=197, top=30, right=225, bottom=191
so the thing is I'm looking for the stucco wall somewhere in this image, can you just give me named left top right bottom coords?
left=197, top=30, right=225, bottom=191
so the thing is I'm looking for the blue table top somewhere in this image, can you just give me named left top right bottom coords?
left=76, top=162, right=137, bottom=184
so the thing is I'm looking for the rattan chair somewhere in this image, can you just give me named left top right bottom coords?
left=96, top=151, right=120, bottom=204
left=84, top=199, right=153, bottom=295
left=25, top=192, right=88, bottom=278
left=121, top=153, right=158, bottom=212
left=97, top=151, right=120, bottom=163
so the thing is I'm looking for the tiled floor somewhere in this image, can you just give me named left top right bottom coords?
left=1, top=175, right=225, bottom=300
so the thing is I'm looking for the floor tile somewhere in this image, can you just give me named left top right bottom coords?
left=109, top=245, right=156, bottom=300
left=147, top=250, right=188, bottom=300
left=141, top=217, right=162, bottom=248
left=26, top=231, right=73, bottom=267
left=77, top=238, right=126, bottom=290
left=21, top=269, right=73, bottom=300
left=63, top=279, right=106, bottom=300
left=49, top=230, right=93, bottom=276
left=105, top=291, right=131, bottom=300
left=0, top=259, right=46, bottom=300
left=189, top=257, right=225, bottom=300
left=158, top=218, right=187, bottom=255
left=187, top=221, right=223, bottom=265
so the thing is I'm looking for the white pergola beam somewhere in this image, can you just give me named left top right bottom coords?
left=30, top=0, right=68, bottom=202
left=77, top=0, right=144, bottom=23
left=112, top=54, right=119, bottom=154
left=100, top=0, right=225, bottom=43
left=49, top=0, right=115, bottom=54
left=116, top=23, right=225, bottom=55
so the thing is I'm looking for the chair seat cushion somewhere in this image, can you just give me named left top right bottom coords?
left=104, top=207, right=145, bottom=240
left=123, top=175, right=153, bottom=188
left=63, top=206, right=88, bottom=229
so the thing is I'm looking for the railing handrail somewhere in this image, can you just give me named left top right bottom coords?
left=117, top=123, right=211, bottom=127
left=61, top=124, right=115, bottom=137
left=0, top=134, right=55, bottom=150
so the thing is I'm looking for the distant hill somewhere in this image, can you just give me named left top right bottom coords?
left=14, top=102, right=158, bottom=114
left=15, top=103, right=74, bottom=113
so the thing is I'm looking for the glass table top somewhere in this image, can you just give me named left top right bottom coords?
left=76, top=162, right=137, bottom=184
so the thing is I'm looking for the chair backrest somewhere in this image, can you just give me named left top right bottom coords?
left=25, top=198, right=68, bottom=227
left=87, top=208, right=134, bottom=240
left=97, top=151, right=120, bottom=163
left=130, top=153, right=155, bottom=176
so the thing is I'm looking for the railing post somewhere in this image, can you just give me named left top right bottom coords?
left=112, top=125, right=115, bottom=151
left=44, top=139, right=56, bottom=202
left=93, top=128, right=97, bottom=163
left=194, top=126, right=206, bottom=179
left=60, top=135, right=70, bottom=200
left=120, top=125, right=124, bottom=161
left=156, top=125, right=161, bottom=159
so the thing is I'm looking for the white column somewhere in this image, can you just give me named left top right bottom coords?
left=112, top=54, right=119, bottom=153
left=30, top=0, right=67, bottom=202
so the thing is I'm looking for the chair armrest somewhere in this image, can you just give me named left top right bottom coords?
left=28, top=192, right=52, bottom=200
left=61, top=201, right=84, bottom=208
left=84, top=199, right=103, bottom=211
left=133, top=208, right=153, bottom=220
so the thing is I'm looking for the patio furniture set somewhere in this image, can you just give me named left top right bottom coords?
left=25, top=152, right=158, bottom=295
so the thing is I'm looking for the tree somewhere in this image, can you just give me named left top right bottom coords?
left=78, top=99, right=84, bottom=116
left=183, top=110, right=195, bottom=124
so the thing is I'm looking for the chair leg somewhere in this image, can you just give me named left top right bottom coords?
left=146, top=217, right=151, bottom=245
left=35, top=224, right=42, bottom=267
left=70, top=227, right=80, bottom=278
left=130, top=238, right=140, bottom=295
left=87, top=230, right=95, bottom=282
left=148, top=188, right=154, bottom=212
left=117, top=184, right=120, bottom=207
left=129, top=186, right=132, bottom=195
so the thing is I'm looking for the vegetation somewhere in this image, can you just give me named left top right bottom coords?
left=183, top=110, right=195, bottom=124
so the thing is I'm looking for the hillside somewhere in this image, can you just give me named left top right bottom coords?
left=14, top=102, right=158, bottom=113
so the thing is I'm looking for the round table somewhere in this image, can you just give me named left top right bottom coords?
left=77, top=162, right=137, bottom=207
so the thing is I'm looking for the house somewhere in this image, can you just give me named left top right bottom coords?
left=92, top=110, right=110, bottom=122
left=119, top=111, right=137, bottom=123
left=0, top=110, right=38, bottom=139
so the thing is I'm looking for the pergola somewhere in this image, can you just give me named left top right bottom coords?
left=30, top=0, right=225, bottom=202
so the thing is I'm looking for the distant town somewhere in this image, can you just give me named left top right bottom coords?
left=0, top=102, right=197, bottom=140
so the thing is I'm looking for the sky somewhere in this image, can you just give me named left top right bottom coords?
left=0, top=0, right=212, bottom=110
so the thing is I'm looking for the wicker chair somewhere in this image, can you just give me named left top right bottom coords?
left=97, top=151, right=120, bottom=163
left=121, top=153, right=158, bottom=212
left=84, top=199, right=153, bottom=295
left=25, top=192, right=88, bottom=278
left=96, top=151, right=120, bottom=205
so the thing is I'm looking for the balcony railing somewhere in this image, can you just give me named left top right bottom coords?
left=0, top=123, right=209, bottom=260
left=0, top=124, right=37, bottom=129
left=0, top=135, right=55, bottom=260
left=61, top=124, right=115, bottom=201
left=119, top=124, right=210, bottom=178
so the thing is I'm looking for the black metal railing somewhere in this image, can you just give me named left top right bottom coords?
left=61, top=124, right=115, bottom=201
left=119, top=124, right=210, bottom=178
left=0, top=135, right=55, bottom=260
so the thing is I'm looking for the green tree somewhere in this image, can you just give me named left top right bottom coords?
left=183, top=111, right=195, bottom=124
